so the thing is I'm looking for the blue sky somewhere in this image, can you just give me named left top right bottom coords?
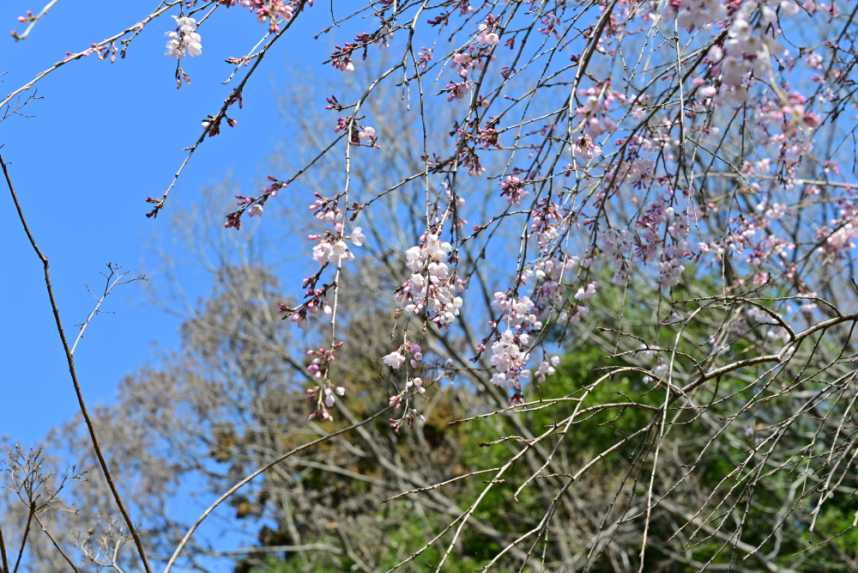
left=0, top=2, right=350, bottom=444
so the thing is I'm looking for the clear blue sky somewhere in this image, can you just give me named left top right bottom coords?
left=0, top=2, right=350, bottom=443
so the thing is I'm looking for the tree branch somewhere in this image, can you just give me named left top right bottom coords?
left=1, top=153, right=153, bottom=573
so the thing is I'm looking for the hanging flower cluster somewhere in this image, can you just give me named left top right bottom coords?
left=165, top=16, right=202, bottom=59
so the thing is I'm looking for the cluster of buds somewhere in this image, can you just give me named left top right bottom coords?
left=529, top=198, right=565, bottom=251
left=476, top=14, right=500, bottom=46
left=387, top=377, right=429, bottom=434
left=307, top=383, right=345, bottom=408
left=477, top=118, right=500, bottom=148
left=262, top=175, right=286, bottom=197
left=458, top=146, right=486, bottom=176
left=303, top=342, right=345, bottom=422
left=308, top=407, right=333, bottom=422
left=218, top=0, right=297, bottom=31
left=388, top=377, right=427, bottom=408
left=499, top=175, right=530, bottom=206
left=282, top=286, right=331, bottom=329
left=233, top=194, right=263, bottom=218
left=639, top=345, right=669, bottom=385
left=306, top=214, right=364, bottom=267
left=308, top=193, right=342, bottom=227
left=389, top=409, right=425, bottom=434
left=226, top=55, right=252, bottom=67
left=574, top=281, right=599, bottom=301
left=201, top=113, right=238, bottom=137
left=444, top=79, right=474, bottom=102
left=224, top=210, right=242, bottom=230
left=324, top=94, right=344, bottom=112
left=427, top=13, right=451, bottom=27
left=66, top=41, right=119, bottom=64
left=330, top=32, right=377, bottom=73
left=451, top=44, right=496, bottom=79
left=574, top=83, right=622, bottom=138
left=306, top=343, right=343, bottom=380
left=415, top=48, right=433, bottom=71
left=253, top=0, right=294, bottom=32
left=334, top=119, right=378, bottom=147
left=223, top=175, right=284, bottom=230
left=331, top=54, right=354, bottom=73
left=538, top=12, right=561, bottom=39
left=11, top=11, right=37, bottom=40
left=558, top=301, right=589, bottom=325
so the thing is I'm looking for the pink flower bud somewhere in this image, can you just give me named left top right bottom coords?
left=802, top=112, right=821, bottom=130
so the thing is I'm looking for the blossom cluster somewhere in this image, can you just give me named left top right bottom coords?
left=165, top=16, right=202, bottom=59
left=304, top=342, right=345, bottom=421
left=134, top=0, right=855, bottom=426
left=305, top=193, right=366, bottom=268
left=709, top=2, right=789, bottom=105
left=395, top=233, right=465, bottom=328
left=218, top=0, right=296, bottom=32
left=383, top=342, right=424, bottom=370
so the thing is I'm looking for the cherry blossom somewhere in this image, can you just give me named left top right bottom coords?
left=312, top=239, right=354, bottom=266
left=104, top=0, right=858, bottom=417
left=383, top=351, right=406, bottom=370
left=350, top=227, right=366, bottom=246
left=164, top=16, right=202, bottom=60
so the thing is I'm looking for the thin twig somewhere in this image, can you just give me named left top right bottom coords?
left=0, top=524, right=8, bottom=573
left=162, top=402, right=395, bottom=573
left=33, top=513, right=80, bottom=573
left=1, top=154, right=153, bottom=573
left=11, top=0, right=60, bottom=41
left=11, top=506, right=34, bottom=573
